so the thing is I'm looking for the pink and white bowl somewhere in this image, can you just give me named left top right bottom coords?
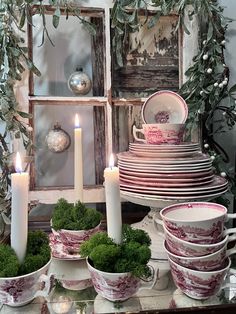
left=0, top=259, right=53, bottom=307
left=51, top=223, right=101, bottom=247
left=160, top=202, right=236, bottom=244
left=169, top=257, right=236, bottom=300
left=162, top=224, right=236, bottom=257
left=164, top=240, right=236, bottom=271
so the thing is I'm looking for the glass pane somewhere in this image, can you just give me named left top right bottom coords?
left=33, top=104, right=98, bottom=187
left=112, top=16, right=179, bottom=98
left=32, top=14, right=93, bottom=97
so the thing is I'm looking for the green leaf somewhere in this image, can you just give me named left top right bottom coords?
left=19, top=8, right=26, bottom=29
left=229, top=84, right=236, bottom=94
left=147, top=11, right=161, bottom=29
left=53, top=7, right=61, bottom=29
left=17, top=111, right=32, bottom=119
left=82, top=20, right=96, bottom=36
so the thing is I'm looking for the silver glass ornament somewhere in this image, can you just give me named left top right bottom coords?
left=68, top=67, right=92, bottom=95
left=46, top=123, right=71, bottom=153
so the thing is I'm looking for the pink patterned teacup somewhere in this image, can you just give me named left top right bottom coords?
left=164, top=240, right=236, bottom=271
left=133, top=124, right=185, bottom=144
left=160, top=202, right=236, bottom=244
left=169, top=257, right=236, bottom=300
left=51, top=223, right=101, bottom=247
left=87, top=258, right=158, bottom=302
left=0, top=259, right=53, bottom=307
left=162, top=224, right=236, bottom=257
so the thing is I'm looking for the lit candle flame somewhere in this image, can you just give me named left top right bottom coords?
left=109, top=154, right=114, bottom=168
left=75, top=114, right=80, bottom=128
left=15, top=152, right=22, bottom=173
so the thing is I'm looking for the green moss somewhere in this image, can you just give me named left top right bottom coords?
left=0, top=230, right=51, bottom=278
left=0, top=244, right=19, bottom=277
left=80, top=225, right=152, bottom=279
left=51, top=198, right=102, bottom=231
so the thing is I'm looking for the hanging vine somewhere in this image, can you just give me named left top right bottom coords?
left=0, top=0, right=235, bottom=218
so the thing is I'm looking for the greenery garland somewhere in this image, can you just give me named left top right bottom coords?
left=0, top=0, right=235, bottom=218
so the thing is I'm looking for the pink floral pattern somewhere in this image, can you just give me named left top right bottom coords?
left=165, top=232, right=224, bottom=257
left=170, top=261, right=226, bottom=299
left=164, top=219, right=224, bottom=244
left=88, top=267, right=140, bottom=301
left=155, top=111, right=170, bottom=123
left=60, top=278, right=92, bottom=290
left=0, top=260, right=51, bottom=306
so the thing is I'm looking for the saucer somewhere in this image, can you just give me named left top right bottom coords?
left=142, top=90, right=188, bottom=124
left=49, top=233, right=84, bottom=260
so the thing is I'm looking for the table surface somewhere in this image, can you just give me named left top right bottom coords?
left=1, top=258, right=236, bottom=314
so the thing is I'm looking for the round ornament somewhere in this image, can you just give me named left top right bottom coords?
left=46, top=123, right=71, bottom=153
left=68, top=67, right=92, bottom=95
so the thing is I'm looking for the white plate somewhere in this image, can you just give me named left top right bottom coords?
left=117, top=152, right=211, bottom=164
left=142, top=90, right=188, bottom=124
left=49, top=233, right=84, bottom=261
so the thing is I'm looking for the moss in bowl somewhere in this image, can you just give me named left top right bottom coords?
left=80, top=224, right=152, bottom=279
left=51, top=198, right=102, bottom=231
left=0, top=230, right=51, bottom=277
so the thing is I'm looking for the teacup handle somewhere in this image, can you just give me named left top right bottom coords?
left=133, top=125, right=146, bottom=143
left=224, top=227, right=236, bottom=237
left=227, top=233, right=236, bottom=243
left=34, top=273, right=55, bottom=299
left=0, top=291, right=14, bottom=304
left=222, top=268, right=236, bottom=290
left=139, top=264, right=159, bottom=290
left=226, top=243, right=236, bottom=257
left=226, top=213, right=236, bottom=220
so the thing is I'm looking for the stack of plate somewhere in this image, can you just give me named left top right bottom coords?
left=117, top=149, right=228, bottom=200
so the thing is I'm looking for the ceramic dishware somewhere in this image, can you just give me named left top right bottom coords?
left=164, top=240, right=236, bottom=271
left=51, top=223, right=101, bottom=247
left=169, top=257, right=236, bottom=300
left=133, top=123, right=185, bottom=144
left=141, top=90, right=188, bottom=124
left=161, top=224, right=236, bottom=257
left=0, top=259, right=53, bottom=307
left=86, top=258, right=158, bottom=302
left=160, top=202, right=236, bottom=244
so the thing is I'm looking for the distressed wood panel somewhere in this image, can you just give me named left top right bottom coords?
left=112, top=15, right=179, bottom=98
left=91, top=17, right=106, bottom=184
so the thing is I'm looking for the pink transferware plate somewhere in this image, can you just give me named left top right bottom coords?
left=120, top=176, right=227, bottom=193
left=142, top=90, right=188, bottom=124
left=119, top=176, right=214, bottom=188
left=119, top=172, right=214, bottom=183
left=130, top=142, right=199, bottom=149
left=118, top=164, right=212, bottom=174
left=117, top=151, right=211, bottom=164
left=128, top=150, right=198, bottom=158
left=49, top=233, right=84, bottom=260
left=118, top=160, right=212, bottom=170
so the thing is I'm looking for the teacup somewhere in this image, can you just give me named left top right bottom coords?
left=51, top=223, right=101, bottom=247
left=133, top=124, right=185, bottom=144
left=169, top=257, right=236, bottom=300
left=0, top=259, right=53, bottom=307
left=87, top=258, right=158, bottom=302
left=162, top=224, right=236, bottom=257
left=160, top=202, right=236, bottom=244
left=164, top=240, right=236, bottom=271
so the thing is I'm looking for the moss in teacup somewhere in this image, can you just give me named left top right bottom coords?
left=80, top=224, right=152, bottom=279
left=51, top=198, right=102, bottom=231
left=0, top=230, right=51, bottom=277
